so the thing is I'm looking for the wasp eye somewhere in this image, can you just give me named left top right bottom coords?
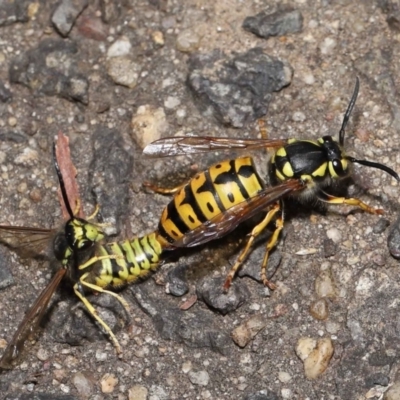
left=322, top=135, right=333, bottom=143
left=332, top=159, right=346, bottom=176
left=77, top=239, right=94, bottom=251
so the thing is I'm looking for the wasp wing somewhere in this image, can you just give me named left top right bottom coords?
left=143, top=136, right=288, bottom=157
left=0, top=225, right=54, bottom=258
left=166, top=179, right=304, bottom=248
left=0, top=268, right=66, bottom=370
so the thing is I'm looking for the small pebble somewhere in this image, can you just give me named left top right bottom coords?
left=182, top=361, right=192, bottom=373
left=278, top=371, right=292, bottom=383
left=152, top=30, right=164, bottom=46
left=72, top=372, right=94, bottom=398
left=309, top=298, right=329, bottom=320
left=107, top=36, right=132, bottom=58
left=29, top=188, right=42, bottom=202
left=106, top=56, right=141, bottom=88
left=281, top=388, right=293, bottom=399
left=326, top=227, right=342, bottom=243
left=292, top=111, right=306, bottom=122
left=100, top=373, right=118, bottom=394
left=296, top=337, right=317, bottom=361
left=17, top=182, right=28, bottom=193
left=319, top=37, right=337, bottom=55
left=131, top=105, right=168, bottom=148
left=231, top=314, right=266, bottom=348
left=176, top=29, right=201, bottom=52
left=302, top=73, right=315, bottom=85
left=14, top=148, right=39, bottom=166
left=36, top=347, right=50, bottom=361
left=188, top=370, right=210, bottom=386
left=314, top=270, right=336, bottom=298
left=128, top=385, right=148, bottom=400
left=8, top=116, right=17, bottom=126
left=296, top=337, right=334, bottom=379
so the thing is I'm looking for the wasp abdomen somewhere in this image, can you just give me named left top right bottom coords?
left=158, top=157, right=265, bottom=244
left=87, top=232, right=164, bottom=289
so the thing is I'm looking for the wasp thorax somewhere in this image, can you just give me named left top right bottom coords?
left=65, top=218, right=104, bottom=251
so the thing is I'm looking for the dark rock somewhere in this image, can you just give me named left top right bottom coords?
left=323, top=238, right=337, bottom=258
left=0, top=248, right=13, bottom=289
left=369, top=350, right=395, bottom=367
left=377, top=0, right=400, bottom=31
left=0, top=131, right=26, bottom=143
left=167, top=264, right=189, bottom=296
left=89, top=127, right=134, bottom=231
left=100, top=0, right=123, bottom=23
left=388, top=216, right=400, bottom=258
left=52, top=0, right=89, bottom=37
left=373, top=218, right=390, bottom=234
left=131, top=284, right=231, bottom=354
left=0, top=82, right=12, bottom=102
left=197, top=276, right=250, bottom=314
left=364, top=372, right=390, bottom=387
left=9, top=39, right=89, bottom=104
left=0, top=0, right=30, bottom=27
left=243, top=9, right=303, bottom=39
left=187, top=48, right=292, bottom=127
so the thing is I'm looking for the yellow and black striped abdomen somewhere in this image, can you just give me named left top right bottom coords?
left=86, top=232, right=165, bottom=289
left=158, top=157, right=265, bottom=244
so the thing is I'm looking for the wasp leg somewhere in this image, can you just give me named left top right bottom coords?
left=260, top=211, right=284, bottom=289
left=143, top=180, right=187, bottom=195
left=258, top=119, right=268, bottom=139
left=78, top=254, right=131, bottom=313
left=73, top=278, right=123, bottom=355
left=223, top=202, right=281, bottom=292
left=318, top=190, right=383, bottom=215
left=86, top=203, right=100, bottom=220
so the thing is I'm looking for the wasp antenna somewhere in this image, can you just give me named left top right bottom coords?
left=339, top=77, right=360, bottom=146
left=348, top=157, right=400, bottom=181
left=52, top=142, right=75, bottom=219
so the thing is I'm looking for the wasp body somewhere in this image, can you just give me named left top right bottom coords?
left=143, top=78, right=400, bottom=289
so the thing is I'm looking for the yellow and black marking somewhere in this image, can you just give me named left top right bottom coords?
left=157, top=157, right=264, bottom=244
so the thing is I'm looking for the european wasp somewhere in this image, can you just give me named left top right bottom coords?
left=143, top=78, right=400, bottom=291
left=0, top=138, right=163, bottom=367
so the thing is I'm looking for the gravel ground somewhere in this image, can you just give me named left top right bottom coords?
left=1, top=1, right=400, bottom=399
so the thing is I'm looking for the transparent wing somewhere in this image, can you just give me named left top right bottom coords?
left=143, top=136, right=288, bottom=157
left=0, top=268, right=66, bottom=370
left=167, top=179, right=304, bottom=248
left=0, top=225, right=54, bottom=258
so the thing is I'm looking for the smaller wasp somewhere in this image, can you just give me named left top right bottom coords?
left=143, top=78, right=400, bottom=290
left=0, top=138, right=306, bottom=368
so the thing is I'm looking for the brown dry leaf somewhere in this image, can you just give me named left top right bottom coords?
left=55, top=132, right=84, bottom=219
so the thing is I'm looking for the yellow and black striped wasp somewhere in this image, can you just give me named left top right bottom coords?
left=143, top=78, right=400, bottom=291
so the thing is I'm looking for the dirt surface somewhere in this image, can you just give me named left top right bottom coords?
left=1, top=1, right=400, bottom=399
